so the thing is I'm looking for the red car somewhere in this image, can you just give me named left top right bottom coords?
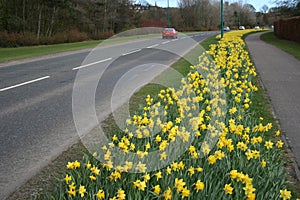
left=162, top=28, right=178, bottom=39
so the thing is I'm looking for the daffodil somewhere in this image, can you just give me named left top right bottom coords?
left=195, top=180, right=205, bottom=192
left=208, top=155, right=217, bottom=164
left=153, top=185, right=161, bottom=195
left=174, top=178, right=186, bottom=193
left=64, top=174, right=72, bottom=184
left=181, top=187, right=190, bottom=198
left=280, top=189, right=292, bottom=200
left=135, top=162, right=147, bottom=173
left=96, top=189, right=105, bottom=199
left=261, top=159, right=267, bottom=168
left=89, top=175, right=96, bottom=181
left=265, top=140, right=274, bottom=149
left=275, top=130, right=281, bottom=136
left=224, top=183, right=234, bottom=195
left=187, top=166, right=195, bottom=176
left=155, top=171, right=162, bottom=180
left=68, top=182, right=76, bottom=197
left=276, top=140, right=284, bottom=148
left=78, top=185, right=86, bottom=197
left=163, top=187, right=172, bottom=200
left=133, top=179, right=147, bottom=191
left=117, top=188, right=126, bottom=200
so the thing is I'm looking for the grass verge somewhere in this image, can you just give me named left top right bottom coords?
left=0, top=34, right=161, bottom=63
left=0, top=40, right=100, bottom=63
left=261, top=32, right=300, bottom=61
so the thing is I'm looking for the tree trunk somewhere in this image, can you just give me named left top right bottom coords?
left=22, top=0, right=26, bottom=33
left=37, top=1, right=42, bottom=40
left=103, top=0, right=107, bottom=32
left=47, top=6, right=57, bottom=37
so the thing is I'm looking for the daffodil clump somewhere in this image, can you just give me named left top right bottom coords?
left=57, top=30, right=296, bottom=199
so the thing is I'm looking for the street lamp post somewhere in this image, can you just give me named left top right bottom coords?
left=221, top=0, right=224, bottom=38
left=167, top=0, right=171, bottom=27
left=198, top=0, right=201, bottom=31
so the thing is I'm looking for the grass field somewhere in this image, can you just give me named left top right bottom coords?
left=261, top=32, right=300, bottom=61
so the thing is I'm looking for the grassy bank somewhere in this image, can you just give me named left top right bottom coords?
left=261, top=32, right=300, bottom=61
left=0, top=34, right=162, bottom=63
left=0, top=40, right=100, bottom=63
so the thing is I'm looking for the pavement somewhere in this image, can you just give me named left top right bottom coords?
left=245, top=32, right=300, bottom=181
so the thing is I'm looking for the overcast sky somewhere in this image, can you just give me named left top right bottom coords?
left=144, top=0, right=276, bottom=11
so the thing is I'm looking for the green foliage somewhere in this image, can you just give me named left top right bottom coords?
left=261, top=32, right=300, bottom=61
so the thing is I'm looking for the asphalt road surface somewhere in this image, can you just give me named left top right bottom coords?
left=0, top=31, right=218, bottom=199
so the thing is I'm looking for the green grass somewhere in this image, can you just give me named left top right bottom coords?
left=201, top=35, right=219, bottom=50
left=0, top=40, right=101, bottom=62
left=0, top=33, right=161, bottom=63
left=242, top=30, right=267, bottom=40
left=261, top=32, right=300, bottom=61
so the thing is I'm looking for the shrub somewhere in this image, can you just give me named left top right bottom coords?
left=0, top=29, right=90, bottom=47
left=90, top=31, right=115, bottom=40
left=0, top=31, right=17, bottom=47
left=15, top=32, right=39, bottom=46
left=67, top=29, right=89, bottom=43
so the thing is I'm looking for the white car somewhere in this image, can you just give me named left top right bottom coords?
left=254, top=26, right=260, bottom=29
left=223, top=26, right=230, bottom=31
left=239, top=26, right=245, bottom=30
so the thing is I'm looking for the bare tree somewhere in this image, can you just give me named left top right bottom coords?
left=274, top=0, right=299, bottom=7
left=261, top=5, right=269, bottom=13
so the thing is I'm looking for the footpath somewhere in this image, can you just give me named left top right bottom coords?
left=246, top=32, right=300, bottom=181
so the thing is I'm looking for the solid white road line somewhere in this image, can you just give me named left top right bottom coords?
left=122, top=49, right=141, bottom=56
left=72, top=57, right=112, bottom=70
left=0, top=76, right=50, bottom=92
left=147, top=44, right=159, bottom=48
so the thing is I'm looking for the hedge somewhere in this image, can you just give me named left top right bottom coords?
left=274, top=16, right=300, bottom=43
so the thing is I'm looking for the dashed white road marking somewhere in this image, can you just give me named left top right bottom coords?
left=147, top=44, right=159, bottom=48
left=72, top=57, right=112, bottom=70
left=122, top=49, right=141, bottom=56
left=0, top=76, right=50, bottom=92
left=162, top=41, right=170, bottom=44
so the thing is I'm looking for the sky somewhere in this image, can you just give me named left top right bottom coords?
left=144, top=0, right=276, bottom=11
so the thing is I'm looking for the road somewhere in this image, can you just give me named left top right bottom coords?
left=0, top=31, right=218, bottom=199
